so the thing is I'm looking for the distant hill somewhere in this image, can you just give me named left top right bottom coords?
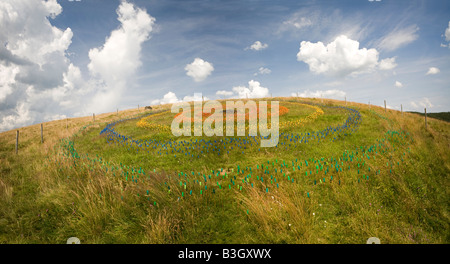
left=408, top=111, right=450, bottom=123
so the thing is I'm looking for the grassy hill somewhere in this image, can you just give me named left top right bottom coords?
left=408, top=111, right=450, bottom=123
left=0, top=97, right=448, bottom=244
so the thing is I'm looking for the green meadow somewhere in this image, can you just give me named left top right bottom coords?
left=0, top=97, right=448, bottom=244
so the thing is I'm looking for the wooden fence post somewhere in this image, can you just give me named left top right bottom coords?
left=401, top=104, right=403, bottom=117
left=345, top=97, right=347, bottom=106
left=41, top=123, right=43, bottom=144
left=93, top=113, right=95, bottom=123
left=384, top=100, right=386, bottom=112
left=425, top=108, right=427, bottom=128
left=15, top=130, right=19, bottom=154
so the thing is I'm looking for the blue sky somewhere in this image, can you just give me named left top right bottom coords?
left=0, top=0, right=449, bottom=131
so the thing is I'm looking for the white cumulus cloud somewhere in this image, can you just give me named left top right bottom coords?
left=248, top=41, right=268, bottom=51
left=87, top=1, right=155, bottom=113
left=215, top=81, right=271, bottom=99
left=440, top=22, right=450, bottom=48
left=184, top=58, right=214, bottom=82
left=0, top=0, right=75, bottom=132
left=151, top=92, right=209, bottom=105
left=0, top=0, right=155, bottom=132
left=395, top=81, right=403, bottom=88
left=297, top=35, right=380, bottom=77
left=0, top=64, right=19, bottom=102
left=150, top=91, right=180, bottom=105
left=379, top=57, right=397, bottom=70
left=426, top=67, right=440, bottom=75
left=232, top=80, right=270, bottom=99
left=0, top=102, right=32, bottom=132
